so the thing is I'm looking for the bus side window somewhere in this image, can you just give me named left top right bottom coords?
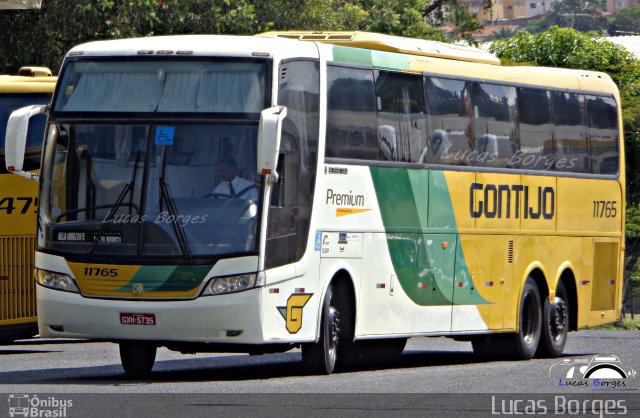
left=424, top=77, right=471, bottom=165
left=374, top=70, right=426, bottom=163
left=472, top=83, right=517, bottom=168
left=270, top=134, right=299, bottom=208
left=552, top=92, right=589, bottom=174
left=586, top=95, right=619, bottom=175
left=517, top=88, right=554, bottom=171
left=326, top=65, right=378, bottom=160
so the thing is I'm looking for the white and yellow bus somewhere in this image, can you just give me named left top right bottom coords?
left=0, top=66, right=55, bottom=343
left=5, top=32, right=623, bottom=374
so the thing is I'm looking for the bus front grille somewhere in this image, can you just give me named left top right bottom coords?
left=0, top=236, right=37, bottom=323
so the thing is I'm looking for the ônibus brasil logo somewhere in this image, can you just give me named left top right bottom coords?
left=7, top=394, right=72, bottom=418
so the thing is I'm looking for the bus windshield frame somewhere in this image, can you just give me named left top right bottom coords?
left=39, top=56, right=272, bottom=264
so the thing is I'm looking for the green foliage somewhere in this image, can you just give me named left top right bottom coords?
left=608, top=5, right=640, bottom=35
left=0, top=0, right=467, bottom=73
left=628, top=206, right=640, bottom=240
left=444, top=3, right=483, bottom=46
left=525, top=0, right=608, bottom=34
left=490, top=26, right=640, bottom=93
left=357, top=0, right=446, bottom=41
left=486, top=27, right=519, bottom=41
left=594, top=317, right=640, bottom=330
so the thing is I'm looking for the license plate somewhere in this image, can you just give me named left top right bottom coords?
left=120, top=313, right=156, bottom=326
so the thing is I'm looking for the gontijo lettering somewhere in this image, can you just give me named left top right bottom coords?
left=470, top=183, right=555, bottom=220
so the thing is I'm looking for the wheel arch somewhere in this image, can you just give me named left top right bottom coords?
left=312, top=266, right=357, bottom=342
left=555, top=264, right=579, bottom=332
left=521, top=262, right=549, bottom=300
left=517, top=263, right=548, bottom=329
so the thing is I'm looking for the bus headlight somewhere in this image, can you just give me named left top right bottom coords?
left=202, top=273, right=263, bottom=296
left=35, top=268, right=80, bottom=293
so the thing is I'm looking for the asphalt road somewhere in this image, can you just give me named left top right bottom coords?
left=1, top=331, right=639, bottom=417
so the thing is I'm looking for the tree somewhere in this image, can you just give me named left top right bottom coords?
left=445, top=3, right=484, bottom=46
left=1, top=0, right=473, bottom=73
left=525, top=0, right=607, bottom=33
left=491, top=26, right=640, bottom=319
left=608, top=5, right=640, bottom=36
left=487, top=27, right=519, bottom=41
left=0, top=1, right=267, bottom=73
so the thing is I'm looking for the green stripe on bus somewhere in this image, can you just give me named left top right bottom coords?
left=371, top=50, right=410, bottom=71
left=117, top=265, right=211, bottom=293
left=332, top=46, right=411, bottom=71
left=332, top=46, right=373, bottom=66
left=118, top=265, right=176, bottom=292
left=370, top=167, right=488, bottom=306
left=154, top=264, right=213, bottom=292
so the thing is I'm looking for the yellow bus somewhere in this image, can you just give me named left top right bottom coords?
left=4, top=32, right=624, bottom=374
left=0, top=67, right=55, bottom=343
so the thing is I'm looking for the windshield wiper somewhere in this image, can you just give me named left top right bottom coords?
left=88, top=150, right=141, bottom=254
left=159, top=147, right=192, bottom=262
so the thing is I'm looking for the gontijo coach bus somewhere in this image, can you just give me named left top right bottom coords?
left=0, top=67, right=55, bottom=343
left=4, top=32, right=624, bottom=374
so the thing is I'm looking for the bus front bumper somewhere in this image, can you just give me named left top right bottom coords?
left=36, top=284, right=265, bottom=344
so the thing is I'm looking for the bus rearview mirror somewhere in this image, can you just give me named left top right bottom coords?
left=257, top=106, right=287, bottom=183
left=5, top=104, right=48, bottom=182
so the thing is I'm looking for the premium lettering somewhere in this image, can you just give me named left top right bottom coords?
left=326, top=189, right=365, bottom=207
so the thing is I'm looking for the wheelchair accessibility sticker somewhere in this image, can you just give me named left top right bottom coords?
left=155, top=126, right=175, bottom=146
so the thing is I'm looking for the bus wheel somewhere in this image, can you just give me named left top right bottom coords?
left=119, top=341, right=157, bottom=376
left=302, top=284, right=340, bottom=374
left=537, top=280, right=569, bottom=357
left=512, top=278, right=542, bottom=360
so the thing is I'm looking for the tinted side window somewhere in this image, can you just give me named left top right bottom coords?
left=517, top=88, right=555, bottom=171
left=375, top=71, right=427, bottom=162
left=267, top=60, right=320, bottom=269
left=424, top=77, right=473, bottom=165
left=471, top=83, right=518, bottom=168
left=586, top=95, right=619, bottom=175
left=551, top=92, right=589, bottom=173
left=326, top=65, right=378, bottom=160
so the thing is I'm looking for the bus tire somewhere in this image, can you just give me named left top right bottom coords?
left=537, top=280, right=569, bottom=358
left=119, top=341, right=157, bottom=376
left=512, top=277, right=542, bottom=360
left=302, top=284, right=340, bottom=374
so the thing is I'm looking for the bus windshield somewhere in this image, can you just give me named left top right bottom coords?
left=54, top=59, right=268, bottom=114
left=39, top=57, right=270, bottom=261
left=39, top=122, right=261, bottom=260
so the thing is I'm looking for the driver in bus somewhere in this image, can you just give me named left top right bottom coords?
left=210, top=157, right=259, bottom=201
